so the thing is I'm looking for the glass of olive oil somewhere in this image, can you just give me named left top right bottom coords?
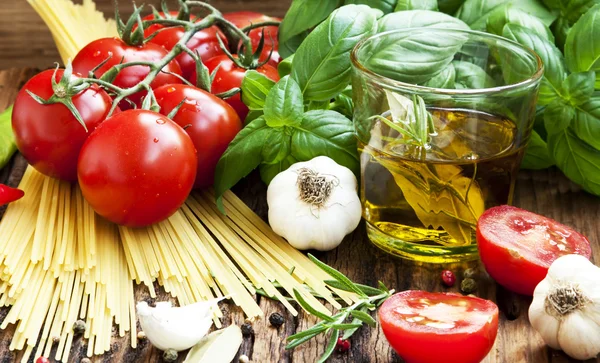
left=351, top=28, right=543, bottom=263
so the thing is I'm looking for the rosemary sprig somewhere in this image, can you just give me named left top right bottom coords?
left=286, top=254, right=394, bottom=362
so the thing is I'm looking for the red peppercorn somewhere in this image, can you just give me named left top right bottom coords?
left=441, top=270, right=456, bottom=287
left=336, top=338, right=351, bottom=353
left=35, top=357, right=50, bottom=363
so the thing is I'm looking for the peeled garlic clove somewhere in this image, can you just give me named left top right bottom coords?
left=184, top=325, right=243, bottom=363
left=136, top=298, right=222, bottom=351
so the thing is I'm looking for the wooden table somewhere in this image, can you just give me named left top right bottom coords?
left=1, top=65, right=599, bottom=363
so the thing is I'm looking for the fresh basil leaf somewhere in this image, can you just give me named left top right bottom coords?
left=278, top=55, right=294, bottom=78
left=438, top=0, right=466, bottom=13
left=422, top=63, right=456, bottom=88
left=279, top=0, right=341, bottom=59
left=306, top=100, right=330, bottom=111
left=548, top=127, right=600, bottom=195
left=214, top=117, right=273, bottom=207
left=456, top=0, right=556, bottom=30
left=241, top=71, right=276, bottom=111
left=245, top=110, right=263, bottom=125
left=291, top=110, right=360, bottom=176
left=291, top=4, right=378, bottom=101
left=377, top=10, right=469, bottom=32
left=262, top=128, right=292, bottom=164
left=552, top=17, right=571, bottom=50
left=279, top=32, right=308, bottom=60
left=359, top=29, right=467, bottom=84
left=563, top=71, right=596, bottom=105
left=486, top=6, right=554, bottom=41
left=0, top=106, right=16, bottom=169
left=259, top=154, right=298, bottom=185
left=264, top=76, right=304, bottom=127
left=502, top=24, right=567, bottom=106
left=331, top=91, right=354, bottom=119
left=452, top=60, right=496, bottom=89
left=521, top=130, right=555, bottom=169
left=543, top=0, right=600, bottom=25
left=394, top=0, right=438, bottom=11
left=345, top=0, right=396, bottom=13
left=544, top=99, right=575, bottom=135
left=565, top=4, right=600, bottom=88
left=572, top=96, right=600, bottom=149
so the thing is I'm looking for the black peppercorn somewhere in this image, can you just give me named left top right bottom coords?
left=269, top=312, right=285, bottom=328
left=461, top=278, right=477, bottom=294
left=72, top=320, right=86, bottom=335
left=163, top=349, right=178, bottom=362
left=463, top=268, right=478, bottom=279
left=241, top=322, right=254, bottom=336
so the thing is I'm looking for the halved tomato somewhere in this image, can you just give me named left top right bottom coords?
left=379, top=291, right=498, bottom=363
left=477, top=205, right=591, bottom=296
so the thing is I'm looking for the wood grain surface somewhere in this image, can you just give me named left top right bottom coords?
left=1, top=67, right=599, bottom=363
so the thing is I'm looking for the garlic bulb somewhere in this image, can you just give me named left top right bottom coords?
left=529, top=254, right=600, bottom=360
left=136, top=298, right=221, bottom=351
left=267, top=156, right=362, bottom=251
left=184, top=324, right=243, bottom=363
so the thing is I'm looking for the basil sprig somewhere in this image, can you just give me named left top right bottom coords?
left=0, top=106, right=16, bottom=169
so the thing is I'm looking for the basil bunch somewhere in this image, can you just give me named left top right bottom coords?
left=0, top=106, right=16, bottom=170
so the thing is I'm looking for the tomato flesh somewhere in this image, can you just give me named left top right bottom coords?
left=477, top=205, right=591, bottom=296
left=379, top=291, right=498, bottom=363
left=154, top=84, right=242, bottom=189
left=72, top=38, right=183, bottom=108
left=12, top=69, right=114, bottom=181
left=77, top=110, right=197, bottom=227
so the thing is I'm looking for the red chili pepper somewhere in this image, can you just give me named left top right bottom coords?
left=0, top=184, right=24, bottom=206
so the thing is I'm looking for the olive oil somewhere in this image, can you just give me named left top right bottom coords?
left=359, top=108, right=525, bottom=262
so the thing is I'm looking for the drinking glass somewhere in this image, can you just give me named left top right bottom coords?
left=351, top=28, right=543, bottom=263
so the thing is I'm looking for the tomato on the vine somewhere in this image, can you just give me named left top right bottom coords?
left=379, top=291, right=499, bottom=363
left=154, top=84, right=242, bottom=189
left=77, top=109, right=197, bottom=227
left=477, top=205, right=591, bottom=296
left=12, top=69, right=114, bottom=181
left=223, top=11, right=281, bottom=66
left=202, top=54, right=279, bottom=120
left=72, top=37, right=183, bottom=108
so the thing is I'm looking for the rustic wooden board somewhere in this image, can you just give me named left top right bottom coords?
left=1, top=67, right=599, bottom=363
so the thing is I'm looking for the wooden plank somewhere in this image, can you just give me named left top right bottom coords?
left=1, top=67, right=599, bottom=363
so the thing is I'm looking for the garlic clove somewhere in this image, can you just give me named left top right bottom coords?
left=558, top=311, right=600, bottom=360
left=529, top=295, right=561, bottom=350
left=137, top=298, right=223, bottom=351
left=184, top=324, right=243, bottom=363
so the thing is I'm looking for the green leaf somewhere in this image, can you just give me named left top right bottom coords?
left=287, top=322, right=328, bottom=341
left=486, top=6, right=554, bottom=41
left=452, top=60, right=496, bottom=89
left=0, top=106, right=16, bottom=169
left=572, top=96, right=600, bottom=149
left=542, top=0, right=600, bottom=25
left=241, top=70, right=276, bottom=111
left=317, top=329, right=340, bottom=363
left=291, top=110, right=360, bottom=176
left=308, top=254, right=367, bottom=297
left=565, top=4, right=600, bottom=87
left=349, top=310, right=377, bottom=327
left=422, top=63, right=456, bottom=88
left=544, top=99, right=575, bottom=135
left=552, top=16, right=571, bottom=51
left=293, top=289, right=336, bottom=322
left=377, top=10, right=469, bottom=32
left=324, top=279, right=384, bottom=296
left=259, top=154, right=298, bottom=185
left=563, top=71, right=596, bottom=105
left=438, top=0, right=466, bottom=13
left=345, top=0, right=396, bottom=13
left=549, top=127, right=600, bottom=195
left=278, top=55, right=295, bottom=78
left=291, top=4, right=378, bottom=101
left=521, top=130, right=555, bottom=169
left=278, top=0, right=341, bottom=59
left=330, top=323, right=364, bottom=330
left=359, top=28, right=467, bottom=84
left=331, top=91, right=354, bottom=119
left=456, top=0, right=556, bottom=30
left=502, top=24, right=567, bottom=106
left=394, top=0, right=438, bottom=11
left=279, top=32, right=308, bottom=60
left=262, top=128, right=293, bottom=164
left=213, top=117, right=273, bottom=206
left=264, top=76, right=304, bottom=127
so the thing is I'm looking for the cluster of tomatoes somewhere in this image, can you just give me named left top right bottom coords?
left=11, top=11, right=281, bottom=227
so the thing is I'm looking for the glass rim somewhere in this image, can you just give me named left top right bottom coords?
left=350, top=28, right=544, bottom=96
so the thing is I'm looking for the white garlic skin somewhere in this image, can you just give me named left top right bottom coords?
left=267, top=156, right=362, bottom=251
left=529, top=254, right=600, bottom=360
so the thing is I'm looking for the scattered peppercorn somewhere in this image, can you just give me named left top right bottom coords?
left=461, top=278, right=477, bottom=294
left=241, top=322, right=254, bottom=336
left=441, top=270, right=456, bottom=287
left=336, top=338, right=351, bottom=353
left=35, top=357, right=50, bottom=363
left=163, top=348, right=178, bottom=362
left=239, top=355, right=250, bottom=363
left=51, top=335, right=60, bottom=343
left=72, top=319, right=86, bottom=335
left=81, top=358, right=91, bottom=363
left=269, top=312, right=285, bottom=328
left=463, top=268, right=478, bottom=279
left=137, top=331, right=147, bottom=340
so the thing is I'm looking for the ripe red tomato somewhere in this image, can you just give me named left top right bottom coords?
left=202, top=55, right=279, bottom=120
left=72, top=37, right=182, bottom=108
left=223, top=11, right=281, bottom=66
left=138, top=11, right=191, bottom=36
left=77, top=109, right=197, bottom=227
left=12, top=69, right=114, bottom=181
left=379, top=291, right=499, bottom=363
left=154, top=84, right=241, bottom=189
left=477, top=205, right=591, bottom=296
left=144, top=14, right=226, bottom=81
